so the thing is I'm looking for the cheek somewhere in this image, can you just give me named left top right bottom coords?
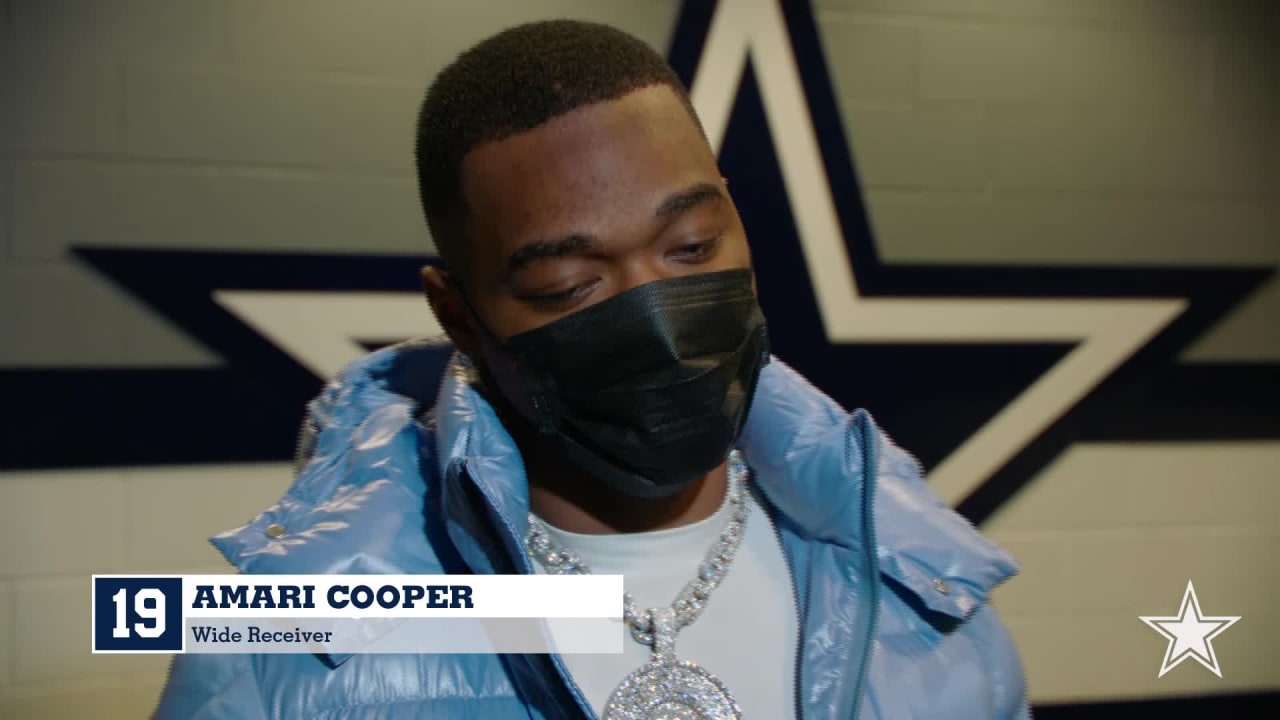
left=481, top=298, right=556, bottom=341
left=465, top=273, right=543, bottom=339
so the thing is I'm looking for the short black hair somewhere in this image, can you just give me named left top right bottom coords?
left=414, top=19, right=699, bottom=277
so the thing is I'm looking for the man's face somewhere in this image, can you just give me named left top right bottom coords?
left=455, top=84, right=752, bottom=341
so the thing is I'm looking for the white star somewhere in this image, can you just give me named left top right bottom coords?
left=1140, top=580, right=1240, bottom=678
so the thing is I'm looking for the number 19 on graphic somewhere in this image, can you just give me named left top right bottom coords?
left=93, top=576, right=184, bottom=652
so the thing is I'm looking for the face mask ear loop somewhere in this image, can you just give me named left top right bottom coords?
left=458, top=290, right=560, bottom=436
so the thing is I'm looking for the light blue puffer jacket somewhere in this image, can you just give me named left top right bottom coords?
left=155, top=340, right=1031, bottom=719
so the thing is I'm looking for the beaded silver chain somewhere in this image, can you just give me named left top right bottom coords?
left=524, top=450, right=750, bottom=646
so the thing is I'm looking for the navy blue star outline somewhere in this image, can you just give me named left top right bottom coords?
left=1, top=0, right=1275, bottom=529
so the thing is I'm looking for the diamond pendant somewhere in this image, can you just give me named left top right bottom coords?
left=603, top=608, right=742, bottom=720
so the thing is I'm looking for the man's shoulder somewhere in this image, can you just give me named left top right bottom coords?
left=871, top=429, right=1020, bottom=623
left=744, top=357, right=1019, bottom=620
left=866, top=432, right=1028, bottom=716
left=211, top=343, right=456, bottom=577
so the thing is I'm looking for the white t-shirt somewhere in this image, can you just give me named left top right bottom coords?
left=531, top=483, right=799, bottom=718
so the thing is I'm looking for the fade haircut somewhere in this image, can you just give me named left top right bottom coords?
left=414, top=19, right=701, bottom=279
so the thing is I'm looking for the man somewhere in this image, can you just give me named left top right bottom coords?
left=157, top=19, right=1030, bottom=720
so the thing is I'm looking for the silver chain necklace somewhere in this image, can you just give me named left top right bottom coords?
left=525, top=450, right=750, bottom=720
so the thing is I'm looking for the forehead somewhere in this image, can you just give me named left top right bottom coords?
left=458, top=86, right=718, bottom=262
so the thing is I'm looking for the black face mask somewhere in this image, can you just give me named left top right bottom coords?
left=494, top=268, right=770, bottom=498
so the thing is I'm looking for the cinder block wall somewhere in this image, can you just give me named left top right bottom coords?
left=1, top=1, right=1276, bottom=717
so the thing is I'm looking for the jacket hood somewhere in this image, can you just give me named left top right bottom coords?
left=213, top=339, right=1017, bottom=625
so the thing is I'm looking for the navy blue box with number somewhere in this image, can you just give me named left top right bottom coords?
left=93, top=576, right=184, bottom=652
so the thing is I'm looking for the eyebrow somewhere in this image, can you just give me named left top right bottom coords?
left=504, top=182, right=727, bottom=275
left=654, top=182, right=725, bottom=219
left=506, top=234, right=595, bottom=274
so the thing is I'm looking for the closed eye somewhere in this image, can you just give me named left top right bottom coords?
left=521, top=279, right=601, bottom=310
left=668, top=237, right=721, bottom=262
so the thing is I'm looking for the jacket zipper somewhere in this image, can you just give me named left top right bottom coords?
left=751, top=480, right=808, bottom=720
left=849, top=415, right=883, bottom=720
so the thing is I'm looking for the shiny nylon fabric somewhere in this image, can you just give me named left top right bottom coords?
left=502, top=268, right=770, bottom=497
left=154, top=340, right=1030, bottom=720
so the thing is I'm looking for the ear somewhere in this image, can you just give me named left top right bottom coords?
left=421, top=265, right=481, bottom=357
